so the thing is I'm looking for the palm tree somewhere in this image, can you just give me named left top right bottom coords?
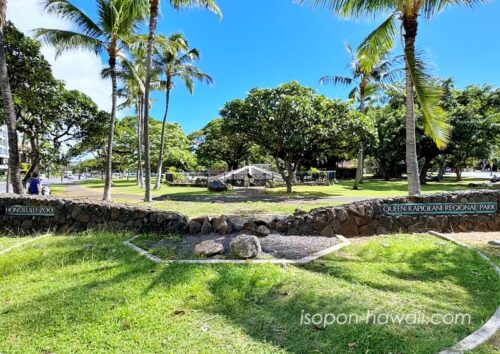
left=113, top=50, right=147, bottom=188
left=0, top=0, right=23, bottom=194
left=142, top=0, right=221, bottom=202
left=36, top=0, right=148, bottom=201
left=154, top=35, right=212, bottom=190
left=320, top=43, right=402, bottom=189
left=302, top=0, right=483, bottom=195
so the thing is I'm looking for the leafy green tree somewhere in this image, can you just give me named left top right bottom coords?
left=302, top=0, right=487, bottom=195
left=2, top=21, right=60, bottom=185
left=191, top=118, right=265, bottom=170
left=153, top=34, right=212, bottom=189
left=141, top=0, right=221, bottom=201
left=222, top=81, right=365, bottom=193
left=37, top=0, right=148, bottom=201
left=445, top=85, right=500, bottom=180
left=0, top=9, right=23, bottom=193
left=319, top=43, right=402, bottom=189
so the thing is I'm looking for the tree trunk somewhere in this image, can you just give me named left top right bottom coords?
left=456, top=167, right=462, bottom=181
left=353, top=146, right=363, bottom=189
left=22, top=134, right=41, bottom=186
left=437, top=159, right=446, bottom=180
left=354, top=78, right=367, bottom=189
left=155, top=83, right=171, bottom=190
left=136, top=96, right=144, bottom=188
left=0, top=29, right=23, bottom=194
left=103, top=53, right=117, bottom=201
left=403, top=16, right=421, bottom=196
left=419, top=157, right=431, bottom=185
left=142, top=0, right=159, bottom=202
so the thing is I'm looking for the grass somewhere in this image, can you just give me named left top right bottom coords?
left=266, top=177, right=496, bottom=198
left=50, top=177, right=494, bottom=218
left=113, top=198, right=342, bottom=217
left=0, top=232, right=498, bottom=353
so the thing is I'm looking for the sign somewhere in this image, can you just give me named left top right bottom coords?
left=382, top=202, right=497, bottom=216
left=5, top=205, right=55, bottom=217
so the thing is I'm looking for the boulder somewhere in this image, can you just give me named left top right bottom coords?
left=212, top=216, right=230, bottom=234
left=255, top=225, right=270, bottom=237
left=230, top=234, right=261, bottom=259
left=188, top=220, right=202, bottom=234
left=194, top=240, right=224, bottom=257
left=208, top=180, right=228, bottom=192
left=227, top=216, right=247, bottom=232
left=201, top=220, right=213, bottom=234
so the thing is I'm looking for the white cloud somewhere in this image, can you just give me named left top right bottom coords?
left=6, top=0, right=112, bottom=112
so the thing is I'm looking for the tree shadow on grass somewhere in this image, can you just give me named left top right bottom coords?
left=2, top=233, right=498, bottom=353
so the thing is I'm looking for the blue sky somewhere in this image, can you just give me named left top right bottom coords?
left=10, top=0, right=500, bottom=134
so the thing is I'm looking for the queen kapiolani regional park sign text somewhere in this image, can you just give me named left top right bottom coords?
left=382, top=202, right=497, bottom=216
left=5, top=205, right=55, bottom=217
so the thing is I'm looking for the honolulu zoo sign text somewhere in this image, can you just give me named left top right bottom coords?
left=382, top=202, right=497, bottom=216
left=5, top=205, right=55, bottom=217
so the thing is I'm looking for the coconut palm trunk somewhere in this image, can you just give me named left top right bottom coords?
left=155, top=78, right=171, bottom=189
left=403, top=15, right=421, bottom=196
left=142, top=0, right=160, bottom=202
left=353, top=82, right=366, bottom=190
left=136, top=96, right=144, bottom=188
left=0, top=15, right=23, bottom=194
left=103, top=53, right=118, bottom=201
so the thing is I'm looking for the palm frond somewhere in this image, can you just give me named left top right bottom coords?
left=298, top=0, right=397, bottom=18
left=170, top=0, right=222, bottom=19
left=319, top=75, right=353, bottom=86
left=41, top=0, right=102, bottom=38
left=405, top=49, right=451, bottom=148
left=357, top=13, right=398, bottom=73
left=422, top=0, right=489, bottom=19
left=35, top=28, right=103, bottom=57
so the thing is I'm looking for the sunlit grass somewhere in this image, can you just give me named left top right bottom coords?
left=0, top=233, right=497, bottom=353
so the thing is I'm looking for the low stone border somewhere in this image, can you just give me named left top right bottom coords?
left=428, top=231, right=500, bottom=354
left=0, top=234, right=50, bottom=256
left=123, top=234, right=351, bottom=265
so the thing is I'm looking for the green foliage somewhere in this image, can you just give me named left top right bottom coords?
left=190, top=118, right=266, bottom=170
left=1, top=22, right=108, bottom=174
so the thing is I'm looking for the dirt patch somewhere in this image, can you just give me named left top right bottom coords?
left=137, top=232, right=341, bottom=260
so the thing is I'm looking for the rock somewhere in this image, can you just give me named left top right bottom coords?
left=255, top=225, right=270, bottom=237
left=488, top=240, right=500, bottom=246
left=191, top=215, right=209, bottom=225
left=230, top=234, right=261, bottom=259
left=201, top=220, right=213, bottom=234
left=194, top=240, right=224, bottom=257
left=208, top=180, right=228, bottom=192
left=188, top=220, right=202, bottom=234
left=313, top=213, right=329, bottom=231
left=212, top=216, right=230, bottom=234
left=227, top=216, right=247, bottom=232
left=336, top=209, right=349, bottom=222
left=339, top=219, right=358, bottom=237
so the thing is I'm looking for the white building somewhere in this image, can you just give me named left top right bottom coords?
left=0, top=125, right=8, bottom=172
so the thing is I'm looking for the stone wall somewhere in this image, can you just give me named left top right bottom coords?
left=275, top=190, right=500, bottom=237
left=0, top=194, right=188, bottom=234
left=0, top=190, right=499, bottom=237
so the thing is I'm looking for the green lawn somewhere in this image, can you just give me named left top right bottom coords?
left=49, top=177, right=496, bottom=218
left=266, top=177, right=497, bottom=198
left=0, top=232, right=498, bottom=353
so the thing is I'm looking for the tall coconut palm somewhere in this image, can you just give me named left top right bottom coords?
left=154, top=35, right=212, bottom=190
left=36, top=0, right=148, bottom=201
left=142, top=0, right=221, bottom=202
left=112, top=51, right=147, bottom=188
left=0, top=0, right=23, bottom=194
left=302, top=0, right=482, bottom=195
left=320, top=43, right=402, bottom=189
